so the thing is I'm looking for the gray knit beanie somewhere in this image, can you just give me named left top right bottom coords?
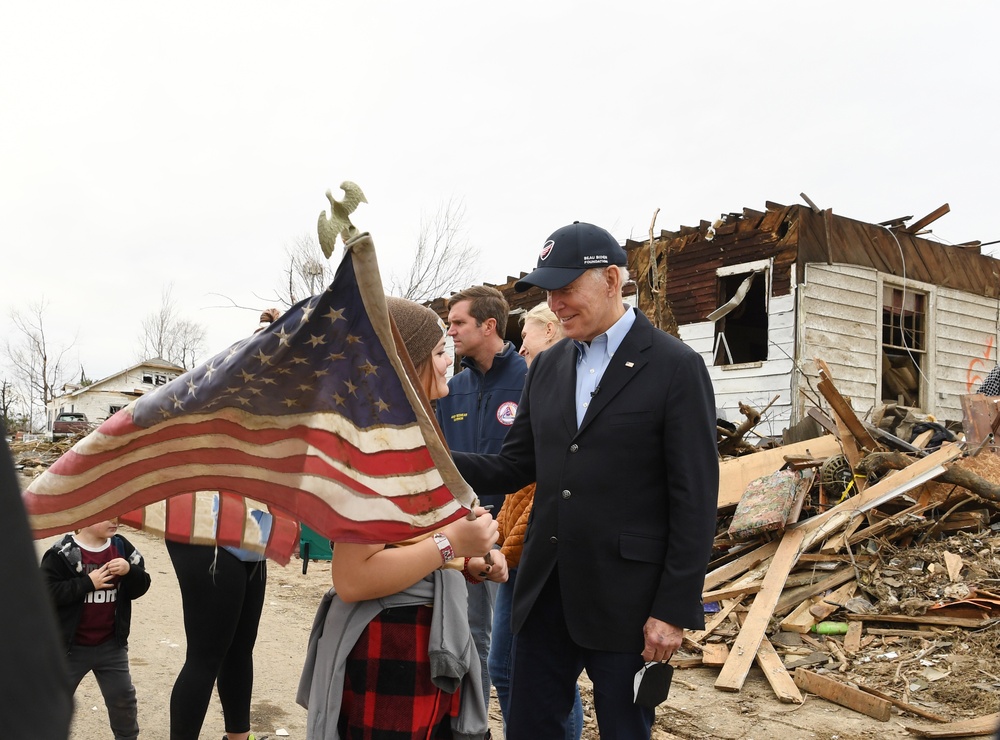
left=385, top=297, right=446, bottom=367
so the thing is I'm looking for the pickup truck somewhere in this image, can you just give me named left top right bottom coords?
left=52, top=412, right=92, bottom=439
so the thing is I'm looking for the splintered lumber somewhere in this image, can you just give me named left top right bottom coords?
left=718, top=435, right=842, bottom=507
left=700, top=643, right=730, bottom=666
left=774, top=568, right=854, bottom=616
left=858, top=449, right=1000, bottom=506
left=702, top=583, right=762, bottom=602
left=713, top=445, right=960, bottom=694
left=715, top=526, right=806, bottom=691
left=903, top=711, right=1000, bottom=738
left=809, top=581, right=857, bottom=620
left=796, top=444, right=962, bottom=552
left=793, top=668, right=892, bottom=721
left=843, top=621, right=863, bottom=654
left=780, top=597, right=822, bottom=633
left=688, top=600, right=742, bottom=644
left=845, top=613, right=993, bottom=629
left=703, top=539, right=780, bottom=590
left=815, top=359, right=880, bottom=453
left=755, top=637, right=803, bottom=703
left=856, top=684, right=950, bottom=722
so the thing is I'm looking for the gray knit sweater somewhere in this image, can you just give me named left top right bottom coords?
left=297, top=568, right=487, bottom=740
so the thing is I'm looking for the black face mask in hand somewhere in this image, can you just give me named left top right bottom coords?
left=633, top=661, right=674, bottom=708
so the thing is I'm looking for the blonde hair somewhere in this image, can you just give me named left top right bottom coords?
left=521, top=301, right=559, bottom=330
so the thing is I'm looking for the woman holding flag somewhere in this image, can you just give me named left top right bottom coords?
left=299, top=296, right=507, bottom=740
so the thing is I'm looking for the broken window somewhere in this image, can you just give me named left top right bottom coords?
left=881, top=285, right=925, bottom=407
left=711, top=267, right=769, bottom=366
left=155, top=374, right=169, bottom=386
left=109, top=405, right=124, bottom=416
left=142, top=372, right=154, bottom=384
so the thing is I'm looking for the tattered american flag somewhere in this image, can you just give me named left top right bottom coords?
left=24, top=233, right=477, bottom=561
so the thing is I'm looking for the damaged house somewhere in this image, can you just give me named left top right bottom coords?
left=458, top=201, right=1000, bottom=440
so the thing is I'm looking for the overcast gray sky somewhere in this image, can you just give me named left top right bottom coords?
left=3, top=1, right=999, bottom=384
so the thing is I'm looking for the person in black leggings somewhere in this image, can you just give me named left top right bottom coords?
left=166, top=540, right=267, bottom=740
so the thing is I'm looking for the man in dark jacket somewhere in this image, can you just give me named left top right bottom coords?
left=435, top=284, right=528, bottom=711
left=453, top=222, right=719, bottom=739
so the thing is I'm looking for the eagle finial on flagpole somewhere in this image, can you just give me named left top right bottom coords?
left=318, top=181, right=368, bottom=258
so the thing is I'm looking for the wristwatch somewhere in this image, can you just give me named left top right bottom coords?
left=432, top=532, right=455, bottom=565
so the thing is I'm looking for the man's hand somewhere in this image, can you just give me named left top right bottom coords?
left=642, top=617, right=682, bottom=663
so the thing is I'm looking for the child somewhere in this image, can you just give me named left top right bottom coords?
left=41, top=518, right=151, bottom=740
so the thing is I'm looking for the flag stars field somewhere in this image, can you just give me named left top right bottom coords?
left=23, top=237, right=477, bottom=554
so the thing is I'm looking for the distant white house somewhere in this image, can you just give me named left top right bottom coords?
left=46, top=358, right=185, bottom=431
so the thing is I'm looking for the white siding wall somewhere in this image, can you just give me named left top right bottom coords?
left=934, top=287, right=1000, bottom=420
left=796, top=264, right=880, bottom=422
left=680, top=292, right=796, bottom=440
left=799, top=264, right=1000, bottom=425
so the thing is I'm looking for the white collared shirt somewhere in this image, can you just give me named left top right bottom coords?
left=573, top=307, right=636, bottom=428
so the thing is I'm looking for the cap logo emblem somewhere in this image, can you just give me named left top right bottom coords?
left=539, top=240, right=554, bottom=261
left=496, top=401, right=518, bottom=426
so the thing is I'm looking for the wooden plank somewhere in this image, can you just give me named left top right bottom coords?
left=809, top=581, right=857, bottom=620
left=702, top=583, right=762, bottom=602
left=856, top=684, right=950, bottom=722
left=845, top=613, right=993, bottom=629
left=703, top=539, right=779, bottom=590
left=700, top=643, right=730, bottom=666
left=843, top=621, right=863, bottom=654
left=820, top=377, right=864, bottom=470
left=911, top=429, right=935, bottom=449
left=903, top=711, right=1000, bottom=738
left=775, top=568, right=854, bottom=616
left=815, top=358, right=880, bottom=451
left=715, top=444, right=960, bottom=694
left=905, top=203, right=950, bottom=234
left=715, top=526, right=806, bottom=692
left=793, top=668, right=892, bottom=721
left=718, top=435, right=842, bottom=507
left=755, top=637, right=803, bottom=703
left=779, top=597, right=820, bottom=634
left=793, top=443, right=962, bottom=554
left=688, top=600, right=742, bottom=644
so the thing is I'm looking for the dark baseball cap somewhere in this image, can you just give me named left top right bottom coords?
left=515, top=221, right=627, bottom=292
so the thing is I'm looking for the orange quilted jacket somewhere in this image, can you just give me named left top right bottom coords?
left=497, top=483, right=535, bottom=568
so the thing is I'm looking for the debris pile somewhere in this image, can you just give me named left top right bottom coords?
left=694, top=366, right=1000, bottom=736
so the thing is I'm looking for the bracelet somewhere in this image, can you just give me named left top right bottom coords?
left=461, top=557, right=480, bottom=584
left=432, top=532, right=455, bottom=566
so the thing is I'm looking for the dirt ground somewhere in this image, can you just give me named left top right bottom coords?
left=38, top=523, right=994, bottom=740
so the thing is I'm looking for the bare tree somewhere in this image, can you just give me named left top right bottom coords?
left=272, top=232, right=334, bottom=307
left=389, top=198, right=482, bottom=302
left=5, top=300, right=76, bottom=431
left=136, top=285, right=207, bottom=369
left=0, top=378, right=26, bottom=433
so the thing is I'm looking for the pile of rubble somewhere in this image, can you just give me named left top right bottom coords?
left=695, top=367, right=1000, bottom=737
left=11, top=368, right=1000, bottom=736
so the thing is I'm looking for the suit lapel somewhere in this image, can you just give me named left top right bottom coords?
left=576, top=313, right=652, bottom=436
left=548, top=340, right=579, bottom=438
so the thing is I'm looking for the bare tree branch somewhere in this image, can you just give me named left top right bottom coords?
left=4, top=299, right=76, bottom=431
left=264, top=232, right=335, bottom=307
left=389, top=198, right=482, bottom=302
left=135, top=285, right=208, bottom=369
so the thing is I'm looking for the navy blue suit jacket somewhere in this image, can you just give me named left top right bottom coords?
left=454, top=309, right=719, bottom=653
